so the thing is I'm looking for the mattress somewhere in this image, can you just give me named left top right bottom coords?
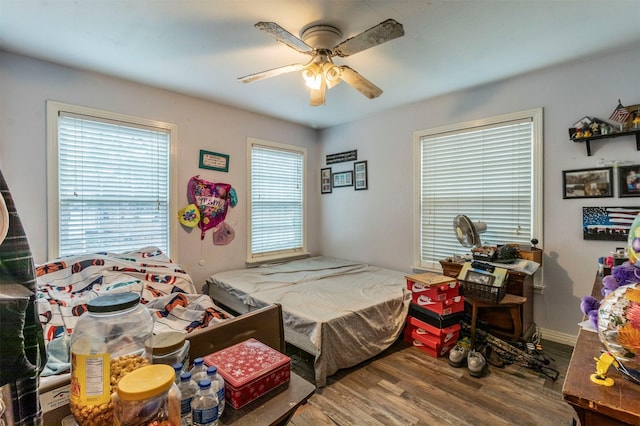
left=207, top=256, right=411, bottom=387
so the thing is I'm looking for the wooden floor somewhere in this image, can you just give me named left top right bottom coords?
left=287, top=338, right=577, bottom=426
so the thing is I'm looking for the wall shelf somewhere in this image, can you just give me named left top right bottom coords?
left=571, top=128, right=640, bottom=156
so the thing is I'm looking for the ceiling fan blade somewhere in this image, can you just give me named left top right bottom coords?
left=309, top=76, right=326, bottom=106
left=237, top=63, right=304, bottom=84
left=255, top=22, right=313, bottom=54
left=333, top=19, right=405, bottom=57
left=338, top=66, right=383, bottom=99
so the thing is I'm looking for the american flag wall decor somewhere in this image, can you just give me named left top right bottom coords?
left=583, top=207, right=640, bottom=241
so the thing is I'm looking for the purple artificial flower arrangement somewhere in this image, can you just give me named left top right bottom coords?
left=580, top=261, right=640, bottom=329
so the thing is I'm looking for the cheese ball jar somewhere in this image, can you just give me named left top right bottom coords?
left=146, top=331, right=190, bottom=369
left=69, top=292, right=154, bottom=425
left=113, top=364, right=181, bottom=426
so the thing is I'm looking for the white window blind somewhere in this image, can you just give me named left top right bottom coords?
left=415, top=109, right=542, bottom=270
left=249, top=140, right=306, bottom=262
left=53, top=108, right=172, bottom=257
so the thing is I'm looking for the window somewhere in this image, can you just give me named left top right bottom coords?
left=248, top=138, right=307, bottom=264
left=47, top=101, right=177, bottom=258
left=414, top=108, right=543, bottom=271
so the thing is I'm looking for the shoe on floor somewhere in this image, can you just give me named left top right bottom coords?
left=485, top=346, right=504, bottom=368
left=448, top=344, right=469, bottom=368
left=467, top=349, right=487, bottom=377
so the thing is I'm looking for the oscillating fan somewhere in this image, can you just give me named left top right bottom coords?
left=453, top=214, right=487, bottom=248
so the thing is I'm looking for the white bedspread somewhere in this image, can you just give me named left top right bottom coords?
left=207, top=256, right=410, bottom=386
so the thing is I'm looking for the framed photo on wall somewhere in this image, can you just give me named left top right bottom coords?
left=321, top=167, right=332, bottom=194
left=332, top=171, right=353, bottom=188
left=618, top=165, right=640, bottom=197
left=562, top=167, right=613, bottom=199
left=354, top=160, right=368, bottom=190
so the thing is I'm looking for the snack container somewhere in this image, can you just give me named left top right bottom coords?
left=203, top=338, right=291, bottom=409
left=69, top=292, right=153, bottom=425
left=113, top=364, right=181, bottom=426
left=146, top=331, right=190, bottom=368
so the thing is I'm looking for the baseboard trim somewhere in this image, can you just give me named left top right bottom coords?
left=539, top=327, right=578, bottom=347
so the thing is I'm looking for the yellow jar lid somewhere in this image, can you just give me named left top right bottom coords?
left=117, top=364, right=174, bottom=401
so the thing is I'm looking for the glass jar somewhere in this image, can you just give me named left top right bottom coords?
left=113, top=364, right=182, bottom=426
left=146, top=331, right=190, bottom=369
left=69, top=292, right=154, bottom=426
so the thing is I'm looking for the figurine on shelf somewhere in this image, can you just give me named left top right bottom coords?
left=632, top=111, right=640, bottom=129
left=590, top=351, right=620, bottom=386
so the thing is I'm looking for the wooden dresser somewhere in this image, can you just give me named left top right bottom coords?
left=439, top=246, right=542, bottom=341
left=562, top=274, right=640, bottom=425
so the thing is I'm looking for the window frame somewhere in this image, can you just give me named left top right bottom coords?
left=46, top=100, right=178, bottom=259
left=413, top=108, right=543, bottom=275
left=246, top=137, right=308, bottom=265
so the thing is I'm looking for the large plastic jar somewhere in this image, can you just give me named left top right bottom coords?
left=146, top=331, right=190, bottom=368
left=69, top=292, right=154, bottom=425
left=113, top=364, right=181, bottom=426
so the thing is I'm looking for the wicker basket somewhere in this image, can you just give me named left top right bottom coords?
left=460, top=279, right=507, bottom=303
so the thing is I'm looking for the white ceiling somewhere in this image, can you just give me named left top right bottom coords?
left=1, top=0, right=639, bottom=129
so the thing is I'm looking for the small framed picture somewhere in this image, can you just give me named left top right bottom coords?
left=332, top=171, right=353, bottom=188
left=199, top=150, right=229, bottom=172
left=562, top=167, right=613, bottom=199
left=354, top=160, right=368, bottom=191
left=618, top=165, right=640, bottom=197
left=321, top=167, right=332, bottom=194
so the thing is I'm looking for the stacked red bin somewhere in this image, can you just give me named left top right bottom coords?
left=404, top=273, right=463, bottom=357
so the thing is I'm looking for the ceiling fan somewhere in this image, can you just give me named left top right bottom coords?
left=237, top=19, right=405, bottom=106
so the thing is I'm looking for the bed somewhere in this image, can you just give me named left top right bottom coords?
left=35, top=246, right=233, bottom=376
left=206, top=256, right=411, bottom=387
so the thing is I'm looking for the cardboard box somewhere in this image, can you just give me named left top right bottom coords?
left=407, top=316, right=461, bottom=345
left=404, top=328, right=455, bottom=358
left=407, top=280, right=460, bottom=302
left=408, top=302, right=464, bottom=329
left=412, top=294, right=464, bottom=315
left=203, top=338, right=291, bottom=409
left=405, top=273, right=457, bottom=288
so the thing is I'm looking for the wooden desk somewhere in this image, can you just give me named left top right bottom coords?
left=562, top=274, right=640, bottom=426
left=220, top=372, right=315, bottom=425
left=440, top=259, right=536, bottom=340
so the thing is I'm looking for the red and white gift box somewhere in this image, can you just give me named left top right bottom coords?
left=203, top=338, right=291, bottom=409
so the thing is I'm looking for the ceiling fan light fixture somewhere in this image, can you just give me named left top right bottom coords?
left=240, top=19, right=404, bottom=105
left=302, top=63, right=322, bottom=89
left=323, top=63, right=341, bottom=88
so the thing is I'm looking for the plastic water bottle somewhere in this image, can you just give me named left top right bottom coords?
left=178, top=371, right=199, bottom=426
left=205, top=365, right=225, bottom=417
left=173, top=362, right=184, bottom=384
left=192, top=379, right=219, bottom=426
left=190, top=357, right=207, bottom=382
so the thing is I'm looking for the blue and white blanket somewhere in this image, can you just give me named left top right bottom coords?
left=36, top=246, right=231, bottom=375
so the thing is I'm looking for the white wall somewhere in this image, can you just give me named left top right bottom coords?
left=0, top=51, right=320, bottom=289
left=2, top=44, right=640, bottom=341
left=318, top=43, right=640, bottom=340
